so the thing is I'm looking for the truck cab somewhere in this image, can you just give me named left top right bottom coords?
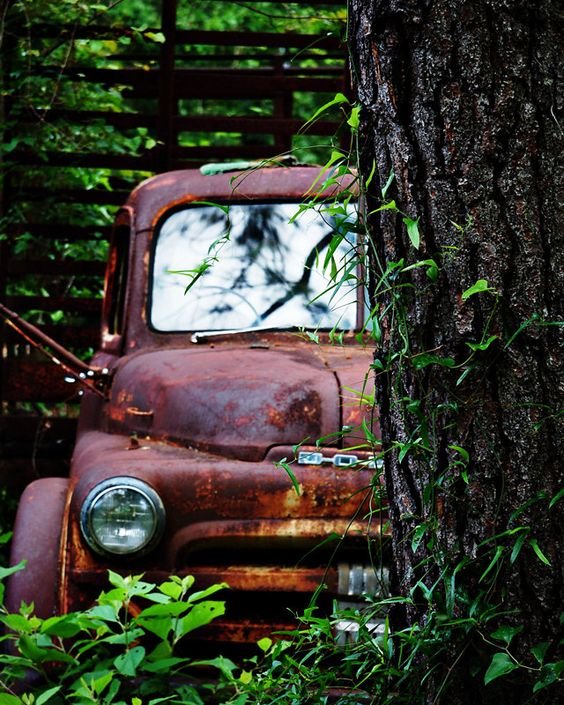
left=6, top=165, right=385, bottom=648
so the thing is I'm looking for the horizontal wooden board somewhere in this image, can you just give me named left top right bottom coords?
left=3, top=325, right=99, bottom=349
left=7, top=224, right=113, bottom=241
left=1, top=360, right=87, bottom=402
left=8, top=260, right=105, bottom=277
left=6, top=296, right=102, bottom=315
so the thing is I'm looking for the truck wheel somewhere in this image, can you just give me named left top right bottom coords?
left=5, top=477, right=69, bottom=618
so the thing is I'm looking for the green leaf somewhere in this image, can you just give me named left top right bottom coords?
left=84, top=671, right=113, bottom=697
left=510, top=531, right=529, bottom=564
left=187, top=582, right=229, bottom=605
left=158, top=580, right=187, bottom=600
left=0, top=613, right=34, bottom=633
left=484, top=652, right=519, bottom=685
left=190, top=655, right=238, bottom=680
left=300, top=93, right=349, bottom=132
left=549, top=487, right=564, bottom=509
left=368, top=200, right=397, bottom=215
left=411, top=524, right=427, bottom=553
left=18, top=635, right=76, bottom=664
left=456, top=366, right=474, bottom=386
left=466, top=335, right=498, bottom=352
left=0, top=695, right=22, bottom=705
left=0, top=560, right=26, bottom=581
left=448, top=445, right=469, bottom=463
left=365, top=160, right=377, bottom=189
left=114, top=645, right=146, bottom=677
left=138, top=602, right=188, bottom=619
left=490, top=625, right=523, bottom=646
left=174, top=601, right=226, bottom=640
left=426, top=262, right=439, bottom=281
left=143, top=656, right=188, bottom=673
left=401, top=258, right=439, bottom=281
left=412, top=353, right=456, bottom=369
left=529, top=538, right=551, bottom=565
left=41, top=614, right=83, bottom=638
left=403, top=217, right=420, bottom=249
left=533, top=663, right=559, bottom=692
left=239, top=670, right=253, bottom=685
left=258, top=637, right=273, bottom=653
left=462, top=279, right=491, bottom=300
left=381, top=170, right=395, bottom=199
left=479, top=545, right=504, bottom=583
left=87, top=604, right=121, bottom=623
left=144, top=31, right=166, bottom=43
left=347, top=105, right=360, bottom=131
left=278, top=459, right=301, bottom=496
left=531, top=641, right=550, bottom=664
left=102, top=627, right=145, bottom=645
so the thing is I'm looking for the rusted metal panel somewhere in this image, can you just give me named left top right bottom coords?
left=107, top=347, right=340, bottom=459
left=6, top=478, right=70, bottom=618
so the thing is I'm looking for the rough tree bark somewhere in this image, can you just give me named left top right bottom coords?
left=348, top=1, right=562, bottom=703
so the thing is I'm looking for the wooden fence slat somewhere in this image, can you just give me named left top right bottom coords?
left=8, top=189, right=129, bottom=205
left=174, top=115, right=338, bottom=136
left=6, top=296, right=102, bottom=315
left=53, top=67, right=343, bottom=97
left=11, top=151, right=159, bottom=171
left=33, top=112, right=339, bottom=137
left=3, top=326, right=99, bottom=349
left=1, top=360, right=86, bottom=402
left=8, top=260, right=106, bottom=277
left=7, top=224, right=113, bottom=241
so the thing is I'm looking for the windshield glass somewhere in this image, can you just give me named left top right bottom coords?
left=150, top=202, right=362, bottom=332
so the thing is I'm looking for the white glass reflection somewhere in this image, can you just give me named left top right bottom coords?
left=151, top=203, right=360, bottom=332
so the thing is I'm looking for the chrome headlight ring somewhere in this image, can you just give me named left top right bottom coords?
left=80, top=477, right=166, bottom=558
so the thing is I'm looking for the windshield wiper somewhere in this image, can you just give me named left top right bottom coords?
left=191, top=324, right=295, bottom=344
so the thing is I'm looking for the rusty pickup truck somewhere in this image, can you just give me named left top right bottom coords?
left=5, top=165, right=385, bottom=647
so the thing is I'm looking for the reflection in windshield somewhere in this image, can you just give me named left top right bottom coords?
left=150, top=202, right=361, bottom=332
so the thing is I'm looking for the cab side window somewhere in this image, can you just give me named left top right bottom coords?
left=102, top=216, right=131, bottom=350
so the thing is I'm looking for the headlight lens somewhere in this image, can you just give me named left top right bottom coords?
left=80, top=477, right=165, bottom=557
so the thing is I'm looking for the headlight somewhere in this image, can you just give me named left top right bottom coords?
left=80, top=477, right=165, bottom=557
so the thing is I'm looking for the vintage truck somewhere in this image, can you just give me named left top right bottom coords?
left=4, top=164, right=385, bottom=648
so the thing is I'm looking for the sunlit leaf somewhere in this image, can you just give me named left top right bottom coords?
left=114, top=645, right=146, bottom=677
left=466, top=335, right=498, bottom=352
left=347, top=105, right=360, bottom=131
left=381, top=170, right=395, bottom=199
left=462, top=279, right=491, bottom=300
left=300, top=93, right=349, bottom=132
left=403, top=217, right=420, bottom=249
left=174, top=601, right=226, bottom=640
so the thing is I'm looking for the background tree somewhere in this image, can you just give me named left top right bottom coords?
left=348, top=0, right=562, bottom=703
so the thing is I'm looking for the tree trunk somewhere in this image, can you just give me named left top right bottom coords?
left=348, top=1, right=563, bottom=702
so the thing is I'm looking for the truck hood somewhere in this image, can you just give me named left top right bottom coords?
left=106, top=345, right=374, bottom=461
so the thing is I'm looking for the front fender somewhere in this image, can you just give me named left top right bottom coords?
left=6, top=477, right=69, bottom=617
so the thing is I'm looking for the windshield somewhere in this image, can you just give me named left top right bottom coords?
left=150, top=202, right=362, bottom=332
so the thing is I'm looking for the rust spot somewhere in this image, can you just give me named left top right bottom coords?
left=116, top=389, right=131, bottom=405
left=266, top=406, right=286, bottom=429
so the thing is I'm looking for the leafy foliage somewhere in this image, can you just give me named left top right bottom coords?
left=0, top=570, right=233, bottom=704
